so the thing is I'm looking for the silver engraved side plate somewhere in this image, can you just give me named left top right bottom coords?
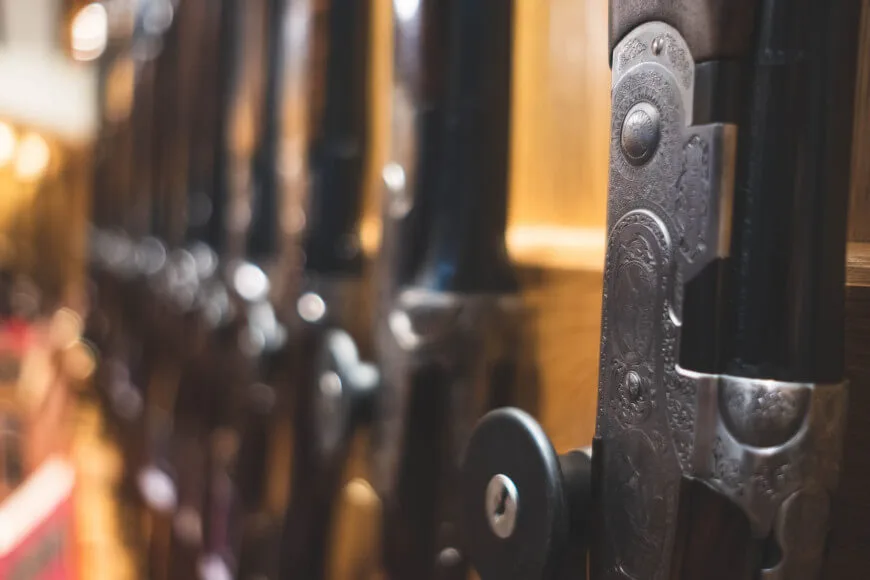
left=594, top=21, right=846, bottom=580
left=687, top=372, right=847, bottom=580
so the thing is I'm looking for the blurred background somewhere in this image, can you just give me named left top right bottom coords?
left=0, top=0, right=864, bottom=579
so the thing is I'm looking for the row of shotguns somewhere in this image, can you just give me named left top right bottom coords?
left=83, top=0, right=865, bottom=579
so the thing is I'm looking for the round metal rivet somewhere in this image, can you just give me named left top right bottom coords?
left=621, top=102, right=661, bottom=166
left=486, top=474, right=519, bottom=539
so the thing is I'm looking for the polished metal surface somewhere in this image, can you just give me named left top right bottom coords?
left=595, top=21, right=738, bottom=579
left=596, top=19, right=845, bottom=579
left=684, top=373, right=847, bottom=580
left=485, top=473, right=519, bottom=539
left=620, top=102, right=661, bottom=166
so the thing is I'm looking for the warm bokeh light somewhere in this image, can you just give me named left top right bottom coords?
left=14, top=132, right=51, bottom=181
left=49, top=308, right=84, bottom=351
left=105, top=57, right=135, bottom=122
left=71, top=3, right=109, bottom=62
left=63, top=341, right=97, bottom=383
left=0, top=122, right=17, bottom=168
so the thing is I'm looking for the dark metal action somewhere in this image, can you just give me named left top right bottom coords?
left=460, top=1, right=863, bottom=579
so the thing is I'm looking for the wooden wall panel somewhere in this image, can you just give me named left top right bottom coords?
left=825, top=279, right=870, bottom=577
left=509, top=0, right=610, bottom=230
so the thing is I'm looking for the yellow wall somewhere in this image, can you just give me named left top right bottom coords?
left=510, top=0, right=610, bottom=231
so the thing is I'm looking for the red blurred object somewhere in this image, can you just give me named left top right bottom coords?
left=0, top=458, right=77, bottom=579
left=0, top=318, right=34, bottom=355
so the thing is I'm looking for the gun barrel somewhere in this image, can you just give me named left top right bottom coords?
left=724, top=0, right=862, bottom=384
left=374, top=2, right=528, bottom=579
left=300, top=0, right=372, bottom=276
left=415, top=0, right=516, bottom=294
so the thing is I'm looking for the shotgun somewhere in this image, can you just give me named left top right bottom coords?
left=87, top=0, right=175, bottom=430
left=283, top=2, right=535, bottom=577
left=276, top=0, right=376, bottom=577
left=459, top=1, right=864, bottom=579
left=91, top=1, right=240, bottom=576
left=371, top=0, right=534, bottom=578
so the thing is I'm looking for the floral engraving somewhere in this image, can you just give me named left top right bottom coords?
left=612, top=232, right=657, bottom=360
left=618, top=38, right=648, bottom=75
left=663, top=33, right=693, bottom=90
left=675, top=135, right=710, bottom=262
left=606, top=430, right=668, bottom=579
left=599, top=210, right=676, bottom=578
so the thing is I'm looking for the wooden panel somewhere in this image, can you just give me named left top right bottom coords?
left=519, top=266, right=602, bottom=452
left=825, top=281, right=870, bottom=577
left=509, top=0, right=611, bottom=230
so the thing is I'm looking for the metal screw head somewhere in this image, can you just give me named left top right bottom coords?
left=620, top=102, right=661, bottom=166
left=486, top=474, right=519, bottom=539
left=651, top=36, right=665, bottom=56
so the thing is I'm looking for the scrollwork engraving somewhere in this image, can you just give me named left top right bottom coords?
left=606, top=429, right=668, bottom=580
left=599, top=210, right=676, bottom=579
left=675, top=135, right=710, bottom=262
left=613, top=233, right=656, bottom=360
left=662, top=33, right=693, bottom=90
left=618, top=38, right=647, bottom=75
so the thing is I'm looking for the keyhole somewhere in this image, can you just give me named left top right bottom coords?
left=486, top=474, right=518, bottom=539
left=494, top=486, right=509, bottom=518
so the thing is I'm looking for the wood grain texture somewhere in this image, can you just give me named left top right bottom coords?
left=518, top=266, right=602, bottom=452
left=848, top=242, right=870, bottom=286
left=823, top=281, right=870, bottom=577
left=509, top=0, right=611, bottom=230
